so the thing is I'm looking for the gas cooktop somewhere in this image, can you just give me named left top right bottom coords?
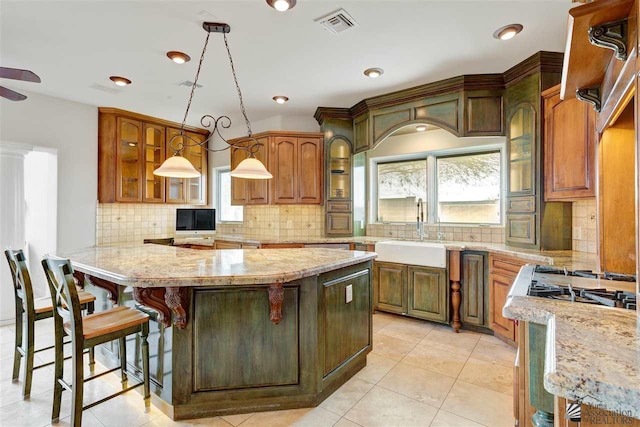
left=527, top=266, right=637, bottom=311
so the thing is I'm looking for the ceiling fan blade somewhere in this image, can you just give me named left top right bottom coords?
left=0, top=67, right=41, bottom=83
left=0, top=86, right=28, bottom=101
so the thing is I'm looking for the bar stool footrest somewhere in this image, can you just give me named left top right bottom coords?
left=82, top=381, right=144, bottom=411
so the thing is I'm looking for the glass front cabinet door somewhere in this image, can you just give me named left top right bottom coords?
left=116, top=117, right=143, bottom=202
left=507, top=104, right=535, bottom=196
left=326, top=137, right=353, bottom=235
left=143, top=124, right=165, bottom=202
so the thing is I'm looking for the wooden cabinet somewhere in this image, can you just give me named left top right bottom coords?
left=373, top=261, right=448, bottom=324
left=353, top=115, right=370, bottom=153
left=542, top=84, right=596, bottom=201
left=321, top=267, right=370, bottom=377
left=488, top=254, right=526, bottom=344
left=214, top=240, right=242, bottom=249
left=98, top=108, right=209, bottom=204
left=165, top=128, right=208, bottom=205
left=373, top=261, right=407, bottom=315
left=115, top=117, right=143, bottom=202
left=407, top=266, right=448, bottom=323
left=229, top=131, right=323, bottom=206
left=326, top=137, right=354, bottom=236
left=461, top=251, right=489, bottom=329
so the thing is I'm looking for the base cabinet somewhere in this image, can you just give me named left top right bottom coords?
left=461, top=251, right=489, bottom=329
left=489, top=254, right=526, bottom=344
left=373, top=261, right=448, bottom=324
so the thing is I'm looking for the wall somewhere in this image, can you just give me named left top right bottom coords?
left=0, top=91, right=97, bottom=252
left=572, top=199, right=597, bottom=254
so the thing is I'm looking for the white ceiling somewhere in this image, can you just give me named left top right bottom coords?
left=1, top=0, right=573, bottom=135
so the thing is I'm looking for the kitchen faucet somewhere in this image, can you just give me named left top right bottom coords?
left=436, top=217, right=446, bottom=241
left=416, top=198, right=428, bottom=240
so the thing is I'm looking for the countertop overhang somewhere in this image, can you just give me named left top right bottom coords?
left=504, top=265, right=640, bottom=419
left=59, top=244, right=377, bottom=288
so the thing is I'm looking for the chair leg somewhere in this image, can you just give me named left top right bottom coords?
left=22, top=316, right=35, bottom=399
left=141, top=323, right=150, bottom=413
left=119, top=337, right=128, bottom=389
left=51, top=323, right=65, bottom=424
left=87, top=302, right=95, bottom=374
left=70, top=343, right=84, bottom=427
left=12, top=309, right=23, bottom=383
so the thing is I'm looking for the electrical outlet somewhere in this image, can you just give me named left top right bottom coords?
left=345, top=284, right=353, bottom=303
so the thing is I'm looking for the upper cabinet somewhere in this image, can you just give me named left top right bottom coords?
left=542, top=84, right=596, bottom=201
left=98, top=108, right=209, bottom=204
left=229, top=131, right=324, bottom=206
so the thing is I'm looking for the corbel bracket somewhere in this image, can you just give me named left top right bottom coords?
left=588, top=19, right=628, bottom=61
left=576, top=86, right=602, bottom=113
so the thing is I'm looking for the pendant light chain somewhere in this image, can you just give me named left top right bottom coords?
left=180, top=31, right=211, bottom=132
left=223, top=33, right=253, bottom=138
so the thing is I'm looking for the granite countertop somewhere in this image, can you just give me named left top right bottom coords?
left=504, top=265, right=640, bottom=419
left=174, top=235, right=597, bottom=271
left=60, top=244, right=376, bottom=288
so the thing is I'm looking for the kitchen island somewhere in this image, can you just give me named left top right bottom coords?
left=60, top=244, right=376, bottom=420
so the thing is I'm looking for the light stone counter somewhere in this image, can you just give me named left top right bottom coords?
left=504, top=265, right=640, bottom=419
left=60, top=244, right=377, bottom=288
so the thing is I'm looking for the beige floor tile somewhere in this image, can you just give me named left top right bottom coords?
left=371, top=333, right=416, bottom=361
left=0, top=390, right=60, bottom=427
left=345, top=386, right=438, bottom=427
left=334, top=417, right=362, bottom=427
left=430, top=409, right=484, bottom=427
left=0, top=360, right=55, bottom=407
left=378, top=362, right=455, bottom=408
left=89, top=384, right=166, bottom=427
left=144, top=413, right=233, bottom=426
left=239, top=407, right=340, bottom=427
left=470, top=340, right=516, bottom=368
left=372, top=313, right=397, bottom=332
left=377, top=318, right=434, bottom=344
left=354, top=353, right=398, bottom=384
left=418, top=329, right=481, bottom=357
left=221, top=412, right=254, bottom=426
left=458, top=357, right=513, bottom=395
left=45, top=411, right=106, bottom=427
left=402, top=344, right=468, bottom=378
left=441, top=380, right=513, bottom=427
left=320, top=377, right=374, bottom=416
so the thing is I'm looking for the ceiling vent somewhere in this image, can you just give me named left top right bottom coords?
left=177, top=80, right=203, bottom=89
left=89, top=83, right=120, bottom=94
left=315, top=9, right=358, bottom=34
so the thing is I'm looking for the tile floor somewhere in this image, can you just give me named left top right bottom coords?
left=0, top=313, right=516, bottom=427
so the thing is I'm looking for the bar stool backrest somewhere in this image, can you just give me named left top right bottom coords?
left=41, top=257, right=84, bottom=341
left=4, top=249, right=36, bottom=316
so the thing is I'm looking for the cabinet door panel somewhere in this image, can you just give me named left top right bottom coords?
left=373, top=262, right=407, bottom=314
left=489, top=272, right=516, bottom=341
left=506, top=214, right=536, bottom=245
left=185, top=131, right=207, bottom=205
left=230, top=143, right=249, bottom=205
left=326, top=213, right=353, bottom=235
left=116, top=117, right=143, bottom=202
left=322, top=269, right=370, bottom=376
left=247, top=137, right=270, bottom=204
left=271, top=137, right=298, bottom=204
left=407, top=266, right=448, bottom=323
left=297, top=138, right=322, bottom=203
left=461, top=252, right=487, bottom=327
left=544, top=89, right=595, bottom=201
left=165, top=128, right=186, bottom=203
left=142, top=123, right=165, bottom=202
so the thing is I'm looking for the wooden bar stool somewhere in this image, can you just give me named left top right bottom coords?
left=42, top=256, right=150, bottom=426
left=4, top=249, right=97, bottom=398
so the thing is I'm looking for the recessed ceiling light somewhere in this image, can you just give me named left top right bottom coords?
left=273, top=96, right=289, bottom=104
left=416, top=125, right=427, bottom=132
left=364, top=68, right=384, bottom=78
left=166, top=51, right=191, bottom=64
left=493, top=24, right=523, bottom=40
left=266, top=0, right=296, bottom=11
left=109, top=76, right=131, bottom=87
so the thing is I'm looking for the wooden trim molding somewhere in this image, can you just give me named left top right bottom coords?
left=588, top=18, right=629, bottom=61
left=133, top=287, right=172, bottom=326
left=98, top=107, right=209, bottom=135
left=85, top=274, right=119, bottom=304
left=449, top=250, right=462, bottom=333
left=576, top=86, right=602, bottom=112
left=164, top=287, right=188, bottom=329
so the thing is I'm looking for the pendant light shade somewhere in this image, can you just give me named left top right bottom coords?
left=154, top=155, right=201, bottom=178
left=230, top=157, right=273, bottom=179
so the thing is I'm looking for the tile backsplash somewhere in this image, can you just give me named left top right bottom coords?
left=366, top=223, right=505, bottom=243
left=572, top=199, right=597, bottom=253
left=97, top=203, right=325, bottom=245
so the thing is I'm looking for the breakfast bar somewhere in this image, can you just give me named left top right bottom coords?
left=60, top=244, right=376, bottom=420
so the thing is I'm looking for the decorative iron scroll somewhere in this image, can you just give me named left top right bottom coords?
left=576, top=86, right=602, bottom=113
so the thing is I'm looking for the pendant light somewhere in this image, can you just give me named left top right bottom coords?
left=154, top=22, right=272, bottom=180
